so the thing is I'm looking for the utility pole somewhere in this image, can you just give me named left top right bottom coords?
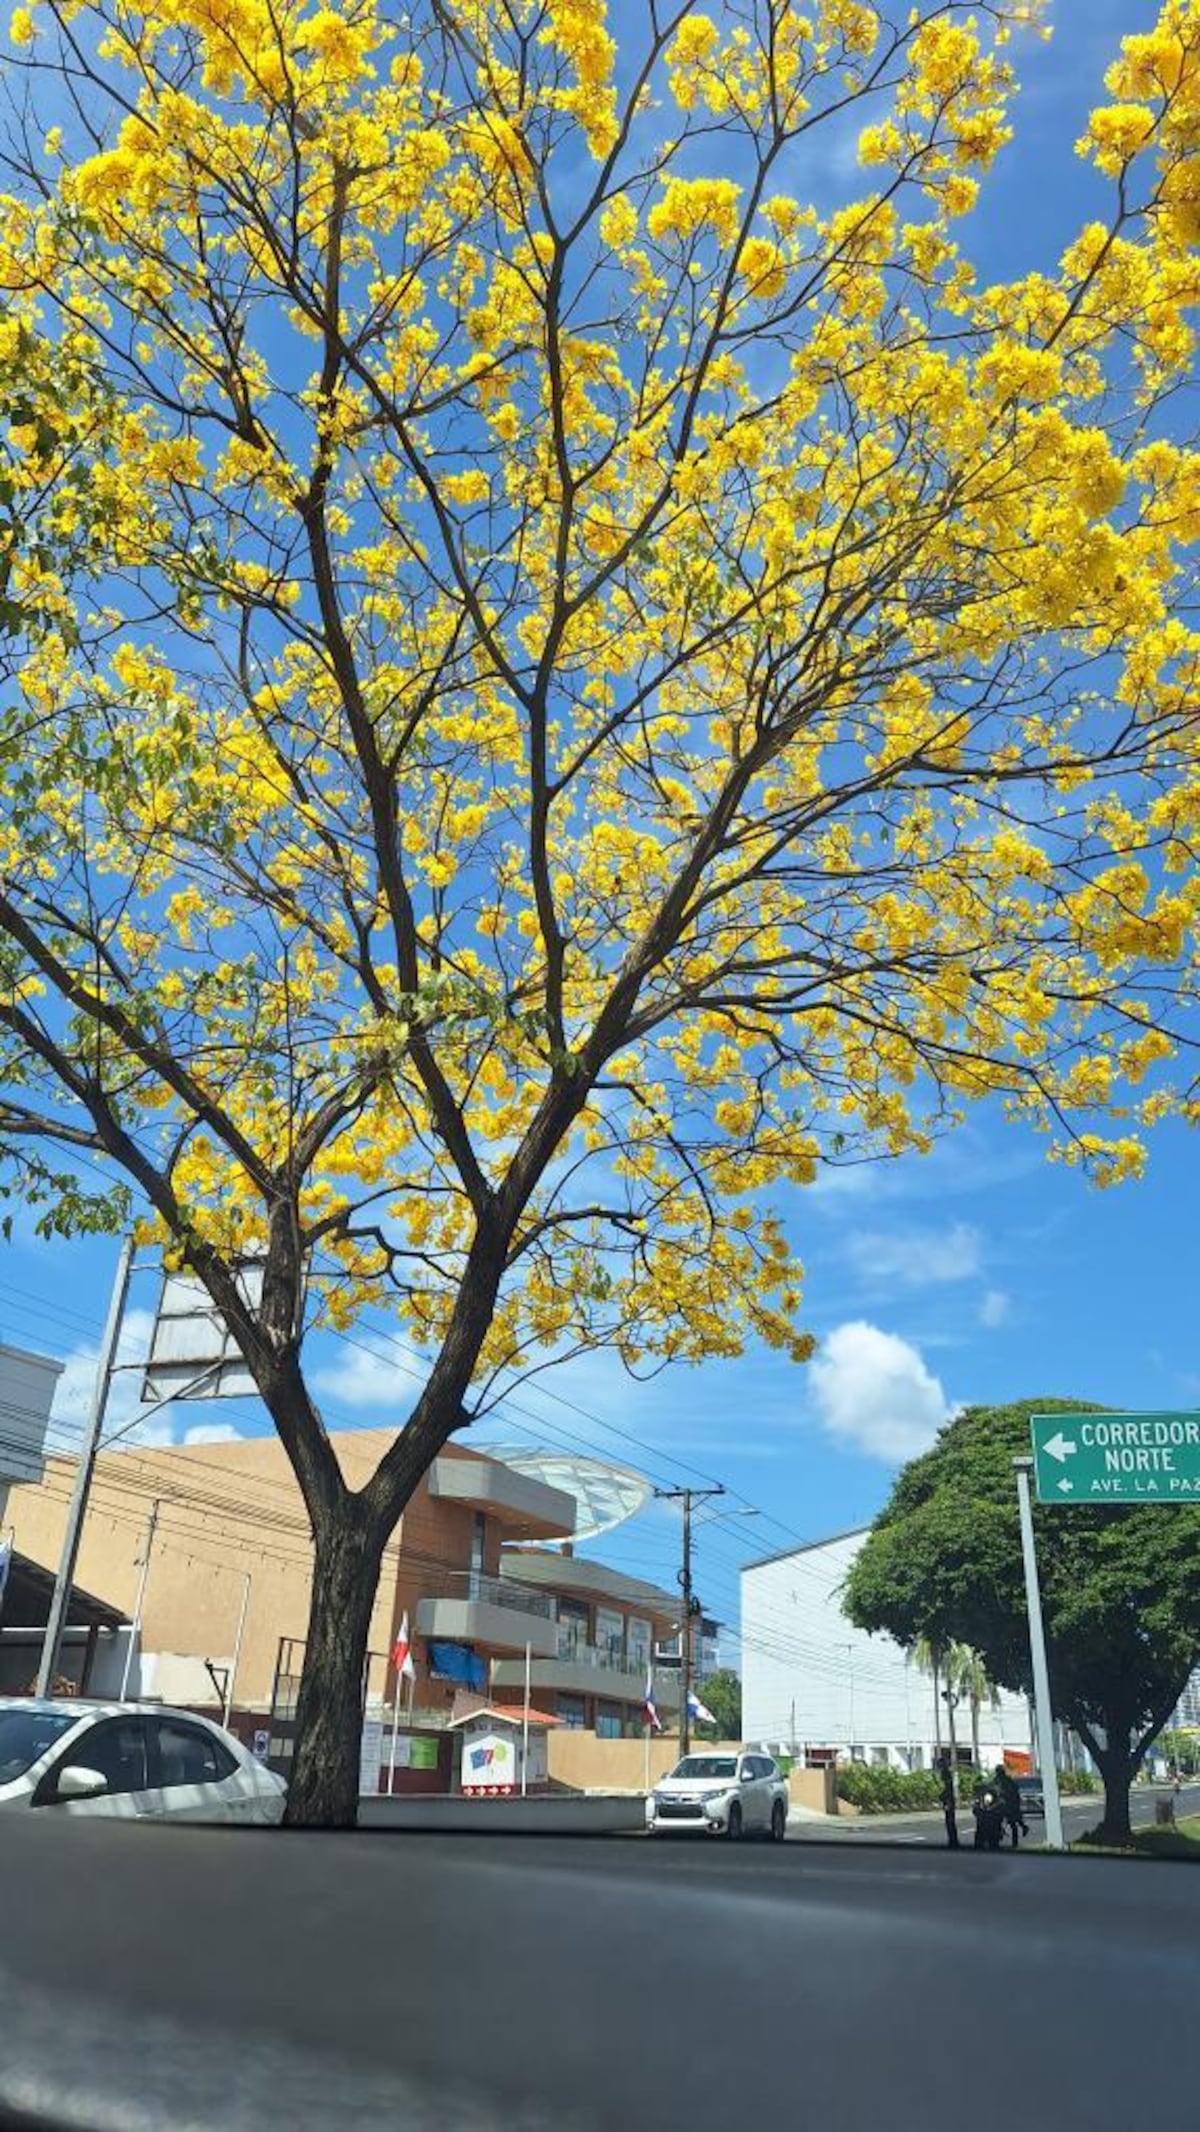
left=36, top=1234, right=135, bottom=1697
left=120, top=1497, right=161, bottom=1702
left=655, top=1485, right=724, bottom=1756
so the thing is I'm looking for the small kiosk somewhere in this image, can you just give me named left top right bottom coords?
left=449, top=1704, right=558, bottom=1797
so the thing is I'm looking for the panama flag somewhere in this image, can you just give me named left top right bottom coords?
left=392, top=1612, right=416, bottom=1682
left=644, top=1668, right=662, bottom=1732
left=687, top=1689, right=717, bottom=1726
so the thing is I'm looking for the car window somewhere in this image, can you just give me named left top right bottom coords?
left=53, top=1719, right=148, bottom=1796
left=0, top=1709, right=79, bottom=1783
left=155, top=1719, right=237, bottom=1788
left=758, top=1757, right=778, bottom=1781
left=671, top=1756, right=738, bottom=1780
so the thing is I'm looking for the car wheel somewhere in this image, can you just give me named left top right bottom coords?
left=726, top=1802, right=743, bottom=1841
left=770, top=1799, right=786, bottom=1843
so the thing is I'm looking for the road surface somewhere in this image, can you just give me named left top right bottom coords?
left=798, top=1779, right=1200, bottom=1846
left=1, top=1812, right=1197, bottom=2131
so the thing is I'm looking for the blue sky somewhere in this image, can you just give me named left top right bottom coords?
left=3, top=0, right=1195, bottom=1652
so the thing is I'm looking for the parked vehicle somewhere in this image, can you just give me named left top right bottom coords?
left=1015, top=1774, right=1045, bottom=1816
left=0, top=1699, right=287, bottom=1824
left=972, top=1784, right=1007, bottom=1851
left=647, top=1751, right=788, bottom=1841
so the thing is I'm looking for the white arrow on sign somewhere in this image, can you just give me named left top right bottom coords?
left=1043, top=1432, right=1078, bottom=1464
left=1057, top=1479, right=1074, bottom=1493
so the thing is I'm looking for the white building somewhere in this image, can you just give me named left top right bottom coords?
left=0, top=1340, right=63, bottom=1532
left=741, top=1527, right=1032, bottom=1769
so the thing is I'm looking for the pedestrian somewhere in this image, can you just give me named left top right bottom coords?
left=937, top=1751, right=959, bottom=1849
left=995, top=1764, right=1027, bottom=1848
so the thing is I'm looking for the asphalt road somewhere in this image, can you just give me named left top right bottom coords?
left=798, top=1779, right=1200, bottom=1846
left=2, top=1815, right=1198, bottom=2132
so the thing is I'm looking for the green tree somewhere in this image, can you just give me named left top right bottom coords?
left=695, top=1669, right=742, bottom=1742
left=842, top=1400, right=1200, bottom=1845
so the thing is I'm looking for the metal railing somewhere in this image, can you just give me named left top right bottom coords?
left=552, top=1636, right=646, bottom=1675
left=423, top=1569, right=554, bottom=1621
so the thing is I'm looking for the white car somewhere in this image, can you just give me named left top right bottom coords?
left=0, top=1699, right=287, bottom=1825
left=648, top=1751, right=789, bottom=1841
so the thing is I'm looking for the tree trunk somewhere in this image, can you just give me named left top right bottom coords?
left=945, top=1685, right=958, bottom=1769
left=932, top=1658, right=942, bottom=1755
left=971, top=1694, right=980, bottom=1773
left=1092, top=1745, right=1135, bottom=1847
left=285, top=1510, right=387, bottom=1829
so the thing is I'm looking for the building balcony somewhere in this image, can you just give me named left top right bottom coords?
left=428, top=1453, right=575, bottom=1542
left=415, top=1571, right=559, bottom=1660
left=491, top=1645, right=682, bottom=1708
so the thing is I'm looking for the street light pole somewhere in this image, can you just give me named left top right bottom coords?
left=36, top=1234, right=135, bottom=1697
left=120, top=1496, right=160, bottom=1702
left=1013, top=1457, right=1065, bottom=1851
left=655, top=1484, right=724, bottom=1756
left=222, top=1572, right=252, bottom=1727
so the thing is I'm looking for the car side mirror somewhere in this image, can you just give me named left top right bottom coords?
left=741, top=1770, right=753, bottom=1784
left=55, top=1765, right=109, bottom=1801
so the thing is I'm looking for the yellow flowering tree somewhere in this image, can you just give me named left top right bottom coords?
left=1, top=0, right=1199, bottom=1822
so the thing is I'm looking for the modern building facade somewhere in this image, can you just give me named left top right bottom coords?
left=491, top=1550, right=680, bottom=1735
left=741, top=1528, right=1032, bottom=1768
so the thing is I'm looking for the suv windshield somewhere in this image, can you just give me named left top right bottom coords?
left=671, top=1756, right=738, bottom=1780
left=0, top=1710, right=79, bottom=1783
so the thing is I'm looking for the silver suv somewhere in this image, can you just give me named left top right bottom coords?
left=648, top=1751, right=789, bottom=1841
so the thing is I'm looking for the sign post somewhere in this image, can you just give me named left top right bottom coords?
left=1013, top=1458, right=1065, bottom=1852
left=1031, top=1411, right=1200, bottom=1505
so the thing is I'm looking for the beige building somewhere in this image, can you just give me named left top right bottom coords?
left=5, top=1430, right=573, bottom=1712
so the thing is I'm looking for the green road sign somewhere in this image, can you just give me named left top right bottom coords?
left=1031, top=1411, right=1200, bottom=1505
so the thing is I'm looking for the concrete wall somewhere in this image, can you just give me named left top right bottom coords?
left=789, top=1765, right=837, bottom=1816
left=742, top=1530, right=1032, bottom=1765
left=548, top=1733, right=770, bottom=1795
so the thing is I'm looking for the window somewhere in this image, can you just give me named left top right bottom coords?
left=595, top=1702, right=622, bottom=1739
left=672, top=1756, right=737, bottom=1781
left=0, top=1709, right=78, bottom=1784
left=595, top=1608, right=624, bottom=1667
left=557, top=1693, right=587, bottom=1730
left=556, top=1596, right=589, bottom=1658
left=468, top=1511, right=487, bottom=1600
left=155, top=1719, right=237, bottom=1789
left=49, top=1718, right=148, bottom=1798
left=626, top=1616, right=651, bottom=1673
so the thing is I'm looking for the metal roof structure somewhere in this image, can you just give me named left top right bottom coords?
left=479, top=1447, right=652, bottom=1542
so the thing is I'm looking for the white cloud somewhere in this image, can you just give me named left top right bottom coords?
left=980, top=1289, right=1011, bottom=1329
left=311, top=1332, right=425, bottom=1414
left=50, top=1307, right=174, bottom=1450
left=809, top=1320, right=957, bottom=1464
left=183, top=1422, right=244, bottom=1446
left=847, top=1222, right=982, bottom=1287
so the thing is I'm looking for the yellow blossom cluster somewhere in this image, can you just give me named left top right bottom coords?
left=0, top=0, right=1195, bottom=1390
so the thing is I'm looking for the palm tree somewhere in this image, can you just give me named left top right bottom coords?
left=946, top=1644, right=1001, bottom=1771
left=912, top=1637, right=947, bottom=1760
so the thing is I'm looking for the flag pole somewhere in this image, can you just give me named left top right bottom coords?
left=521, top=1640, right=531, bottom=1797
left=389, top=1677, right=402, bottom=1796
